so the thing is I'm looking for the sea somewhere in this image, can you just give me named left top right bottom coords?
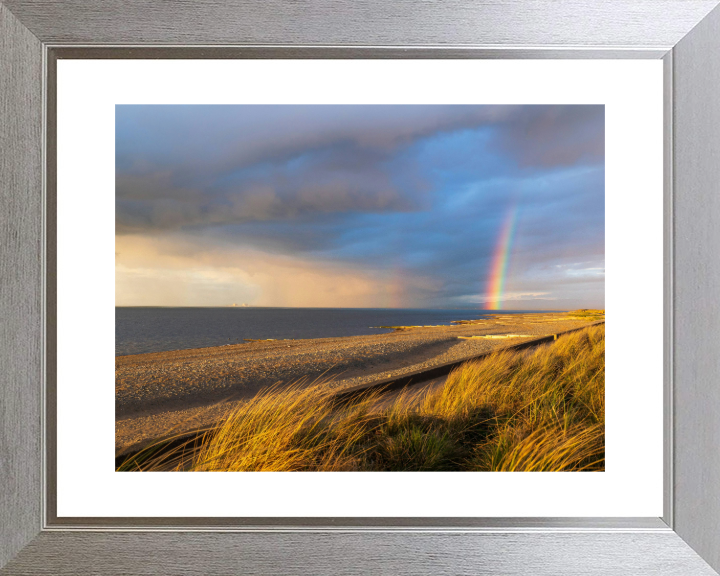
left=115, top=307, right=538, bottom=356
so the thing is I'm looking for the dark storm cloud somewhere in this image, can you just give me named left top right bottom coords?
left=497, top=105, right=604, bottom=168
left=116, top=105, right=603, bottom=233
left=115, top=148, right=419, bottom=234
left=116, top=105, right=605, bottom=308
left=117, top=105, right=508, bottom=178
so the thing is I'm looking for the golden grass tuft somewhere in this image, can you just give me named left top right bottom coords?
left=119, top=325, right=604, bottom=472
left=451, top=324, right=606, bottom=471
left=487, top=423, right=605, bottom=472
left=567, top=308, right=605, bottom=320
left=189, top=383, right=380, bottom=472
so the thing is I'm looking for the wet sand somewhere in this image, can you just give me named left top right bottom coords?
left=116, top=312, right=599, bottom=455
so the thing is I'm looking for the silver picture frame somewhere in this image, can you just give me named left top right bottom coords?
left=2, top=1, right=720, bottom=573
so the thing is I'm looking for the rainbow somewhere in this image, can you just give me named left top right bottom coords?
left=484, top=206, right=518, bottom=310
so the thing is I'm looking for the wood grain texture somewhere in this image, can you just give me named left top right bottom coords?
left=1, top=531, right=718, bottom=576
left=672, top=4, right=720, bottom=573
left=1, top=0, right=718, bottom=47
left=0, top=3, right=43, bottom=570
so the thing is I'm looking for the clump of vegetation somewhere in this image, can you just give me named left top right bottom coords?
left=119, top=325, right=604, bottom=472
left=422, top=324, right=605, bottom=471
left=117, top=382, right=382, bottom=472
left=567, top=309, right=605, bottom=320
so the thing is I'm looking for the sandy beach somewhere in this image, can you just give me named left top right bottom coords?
left=116, top=312, right=599, bottom=455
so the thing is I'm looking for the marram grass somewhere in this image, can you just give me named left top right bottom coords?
left=119, top=324, right=604, bottom=472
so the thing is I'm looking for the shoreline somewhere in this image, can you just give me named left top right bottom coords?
left=114, top=308, right=569, bottom=357
left=116, top=312, right=602, bottom=455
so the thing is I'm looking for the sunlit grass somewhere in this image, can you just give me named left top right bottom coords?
left=118, top=325, right=604, bottom=472
left=190, top=383, right=380, bottom=472
left=423, top=323, right=605, bottom=471
left=567, top=308, right=605, bottom=320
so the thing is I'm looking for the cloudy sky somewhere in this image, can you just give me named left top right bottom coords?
left=115, top=105, right=604, bottom=309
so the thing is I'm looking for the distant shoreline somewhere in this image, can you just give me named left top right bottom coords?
left=115, top=308, right=504, bottom=356
left=114, top=307, right=580, bottom=356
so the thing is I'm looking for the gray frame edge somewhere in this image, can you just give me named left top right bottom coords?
left=1, top=0, right=720, bottom=574
left=0, top=2, right=43, bottom=571
left=663, top=49, right=676, bottom=532
left=2, top=532, right=719, bottom=576
left=1, top=0, right=718, bottom=46
left=672, top=3, right=720, bottom=571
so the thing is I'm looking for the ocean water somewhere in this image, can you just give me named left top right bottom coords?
left=115, top=307, right=537, bottom=356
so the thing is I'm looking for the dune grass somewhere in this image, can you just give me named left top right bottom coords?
left=567, top=309, right=605, bottom=320
left=119, top=324, right=604, bottom=472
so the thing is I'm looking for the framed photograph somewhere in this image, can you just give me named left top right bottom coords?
left=2, top=1, right=720, bottom=574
